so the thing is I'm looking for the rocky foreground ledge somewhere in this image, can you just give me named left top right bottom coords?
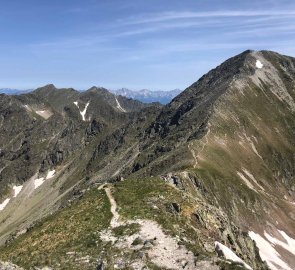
left=0, top=262, right=23, bottom=270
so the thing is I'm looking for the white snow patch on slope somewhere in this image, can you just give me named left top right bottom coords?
left=249, top=231, right=292, bottom=270
left=242, top=169, right=265, bottom=191
left=74, top=101, right=90, bottom=121
left=249, top=141, right=263, bottom=159
left=256, top=60, right=264, bottom=69
left=0, top=198, right=10, bottom=211
left=35, top=110, right=52, bottom=119
left=115, top=97, right=126, bottom=112
left=46, top=170, right=55, bottom=179
left=237, top=172, right=257, bottom=192
left=34, top=177, right=45, bottom=189
left=13, top=185, right=23, bottom=197
left=245, top=135, right=263, bottom=159
left=248, top=52, right=295, bottom=111
left=240, top=134, right=263, bottom=159
left=265, top=230, right=295, bottom=256
left=23, top=104, right=32, bottom=112
left=80, top=102, right=90, bottom=121
left=215, top=242, right=252, bottom=269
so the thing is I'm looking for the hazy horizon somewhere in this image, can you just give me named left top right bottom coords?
left=1, top=0, right=295, bottom=90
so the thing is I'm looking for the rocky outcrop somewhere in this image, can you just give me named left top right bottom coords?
left=0, top=262, right=23, bottom=270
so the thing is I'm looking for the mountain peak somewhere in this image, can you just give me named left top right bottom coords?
left=1, top=50, right=295, bottom=270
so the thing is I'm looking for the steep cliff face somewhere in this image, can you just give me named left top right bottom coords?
left=0, top=50, right=294, bottom=270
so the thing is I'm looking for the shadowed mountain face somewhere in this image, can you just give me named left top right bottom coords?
left=0, top=85, right=152, bottom=191
left=0, top=50, right=294, bottom=270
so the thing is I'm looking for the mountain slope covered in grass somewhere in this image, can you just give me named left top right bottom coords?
left=0, top=50, right=294, bottom=270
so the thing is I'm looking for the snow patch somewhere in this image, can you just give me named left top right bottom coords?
left=249, top=231, right=292, bottom=270
left=243, top=134, right=263, bottom=159
left=248, top=52, right=295, bottom=111
left=13, top=185, right=23, bottom=197
left=34, top=177, right=45, bottom=189
left=265, top=230, right=295, bottom=256
left=237, top=171, right=257, bottom=192
left=115, top=97, right=126, bottom=112
left=74, top=101, right=90, bottom=121
left=279, top=230, right=295, bottom=253
left=46, top=170, right=55, bottom=179
left=215, top=242, right=252, bottom=269
left=256, top=60, right=263, bottom=69
left=0, top=198, right=10, bottom=211
left=249, top=141, right=263, bottom=159
left=35, top=110, right=52, bottom=119
left=23, top=104, right=32, bottom=112
left=80, top=102, right=90, bottom=121
left=242, top=169, right=265, bottom=191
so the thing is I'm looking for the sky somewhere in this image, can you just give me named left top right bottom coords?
left=1, top=0, right=295, bottom=90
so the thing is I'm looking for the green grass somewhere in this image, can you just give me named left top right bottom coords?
left=0, top=175, right=264, bottom=269
left=0, top=188, right=112, bottom=269
left=112, top=223, right=140, bottom=238
left=0, top=177, right=210, bottom=269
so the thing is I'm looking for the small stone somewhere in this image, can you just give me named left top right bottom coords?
left=96, top=261, right=105, bottom=270
left=181, top=260, right=188, bottom=268
left=138, top=251, right=146, bottom=259
left=143, top=240, right=153, bottom=248
left=172, top=202, right=181, bottom=213
left=66, top=251, right=76, bottom=256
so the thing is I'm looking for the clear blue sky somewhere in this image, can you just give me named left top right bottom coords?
left=1, top=0, right=295, bottom=90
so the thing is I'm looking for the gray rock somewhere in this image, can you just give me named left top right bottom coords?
left=96, top=261, right=105, bottom=270
left=0, top=261, right=24, bottom=270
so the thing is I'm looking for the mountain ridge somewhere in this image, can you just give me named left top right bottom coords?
left=0, top=50, right=294, bottom=270
left=0, top=87, right=182, bottom=105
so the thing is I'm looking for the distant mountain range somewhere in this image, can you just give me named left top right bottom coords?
left=0, top=88, right=182, bottom=105
left=0, top=88, right=32, bottom=95
left=111, top=88, right=182, bottom=104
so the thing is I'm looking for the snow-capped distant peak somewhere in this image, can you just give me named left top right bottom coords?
left=256, top=60, right=263, bottom=69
